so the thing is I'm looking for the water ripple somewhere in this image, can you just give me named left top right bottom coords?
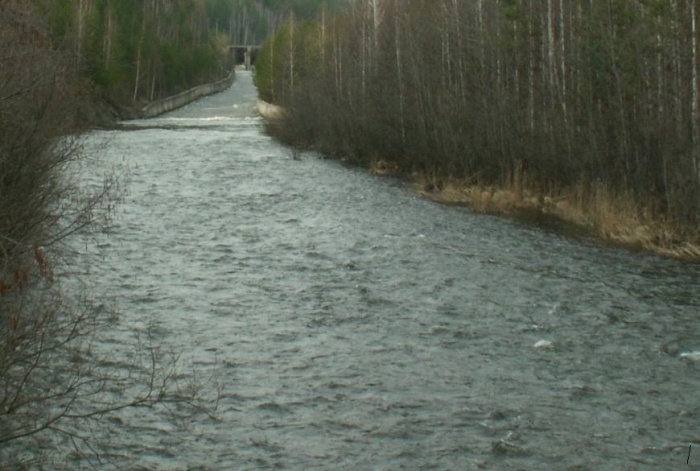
left=61, top=71, right=700, bottom=470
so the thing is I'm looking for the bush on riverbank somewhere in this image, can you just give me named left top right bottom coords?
left=0, top=3, right=216, bottom=466
left=255, top=0, right=700, bottom=260
left=1, top=2, right=100, bottom=463
left=0, top=2, right=93, bottom=267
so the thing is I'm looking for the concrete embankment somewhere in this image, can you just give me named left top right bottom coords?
left=120, top=72, right=235, bottom=119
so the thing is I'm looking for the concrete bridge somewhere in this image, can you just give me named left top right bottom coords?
left=229, top=45, right=261, bottom=70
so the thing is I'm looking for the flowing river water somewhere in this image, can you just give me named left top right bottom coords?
left=67, top=71, right=699, bottom=470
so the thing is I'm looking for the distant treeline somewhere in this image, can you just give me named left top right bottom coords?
left=256, top=0, right=700, bottom=243
left=36, top=0, right=241, bottom=104
left=31, top=0, right=342, bottom=106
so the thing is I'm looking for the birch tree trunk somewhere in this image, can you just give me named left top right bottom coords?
left=394, top=5, right=406, bottom=146
left=133, top=6, right=147, bottom=102
left=692, top=0, right=698, bottom=122
left=289, top=14, right=295, bottom=96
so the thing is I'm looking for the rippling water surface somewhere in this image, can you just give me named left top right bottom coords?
left=72, top=71, right=700, bottom=470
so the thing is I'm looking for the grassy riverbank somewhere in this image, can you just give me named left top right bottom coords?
left=265, top=118, right=700, bottom=261
left=368, top=161, right=700, bottom=262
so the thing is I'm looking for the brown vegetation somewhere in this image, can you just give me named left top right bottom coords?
left=414, top=172, right=700, bottom=261
left=256, top=0, right=700, bottom=261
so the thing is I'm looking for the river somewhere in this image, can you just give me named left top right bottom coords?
left=67, top=71, right=699, bottom=470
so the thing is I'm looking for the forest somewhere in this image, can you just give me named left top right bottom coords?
left=255, top=0, right=700, bottom=258
left=34, top=0, right=277, bottom=107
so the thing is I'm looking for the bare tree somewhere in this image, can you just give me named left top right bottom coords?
left=256, top=0, right=700, bottom=248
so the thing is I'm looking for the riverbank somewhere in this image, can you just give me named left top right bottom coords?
left=256, top=99, right=284, bottom=120
left=398, top=165, right=700, bottom=263
left=258, top=103, right=700, bottom=263
left=107, top=71, right=235, bottom=121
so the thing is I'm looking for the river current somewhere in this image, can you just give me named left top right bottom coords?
left=67, top=71, right=699, bottom=470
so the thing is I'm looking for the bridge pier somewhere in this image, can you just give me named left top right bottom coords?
left=244, top=47, right=251, bottom=70
left=230, top=44, right=260, bottom=71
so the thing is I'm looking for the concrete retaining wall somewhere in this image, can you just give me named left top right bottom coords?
left=132, top=72, right=235, bottom=119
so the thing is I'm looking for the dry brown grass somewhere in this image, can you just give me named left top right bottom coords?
left=370, top=160, right=400, bottom=176
left=412, top=170, right=700, bottom=262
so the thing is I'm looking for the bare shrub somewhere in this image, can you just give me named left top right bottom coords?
left=0, top=2, right=218, bottom=467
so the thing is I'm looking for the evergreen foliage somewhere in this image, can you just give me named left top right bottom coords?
left=32, top=0, right=343, bottom=105
left=29, top=0, right=346, bottom=105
